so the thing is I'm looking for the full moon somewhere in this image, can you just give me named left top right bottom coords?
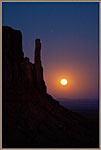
left=60, top=79, right=68, bottom=85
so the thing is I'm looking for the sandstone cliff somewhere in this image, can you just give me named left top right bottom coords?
left=2, top=26, right=99, bottom=148
left=2, top=26, right=46, bottom=92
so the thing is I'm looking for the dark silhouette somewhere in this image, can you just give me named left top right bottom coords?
left=34, top=39, right=46, bottom=93
left=2, top=26, right=99, bottom=148
left=2, top=26, right=46, bottom=92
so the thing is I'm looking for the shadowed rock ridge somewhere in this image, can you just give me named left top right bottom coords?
left=2, top=26, right=99, bottom=148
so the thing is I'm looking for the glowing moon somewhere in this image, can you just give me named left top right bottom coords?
left=60, top=79, right=68, bottom=85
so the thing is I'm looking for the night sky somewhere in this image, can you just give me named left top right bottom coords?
left=2, top=2, right=99, bottom=99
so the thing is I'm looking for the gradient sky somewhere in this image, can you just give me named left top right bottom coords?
left=2, top=2, right=99, bottom=99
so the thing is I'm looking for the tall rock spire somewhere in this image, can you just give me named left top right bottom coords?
left=34, top=39, right=46, bottom=93
left=34, top=39, right=42, bottom=84
left=35, top=39, right=41, bottom=65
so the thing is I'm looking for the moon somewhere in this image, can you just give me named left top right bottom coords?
left=60, top=79, right=68, bottom=86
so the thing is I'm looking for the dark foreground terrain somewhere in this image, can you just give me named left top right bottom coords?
left=2, top=26, right=99, bottom=148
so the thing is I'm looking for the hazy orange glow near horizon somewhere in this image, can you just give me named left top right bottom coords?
left=44, top=65, right=98, bottom=100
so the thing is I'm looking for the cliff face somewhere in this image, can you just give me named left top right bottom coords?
left=2, top=26, right=99, bottom=148
left=3, top=26, right=24, bottom=89
left=2, top=26, right=46, bottom=92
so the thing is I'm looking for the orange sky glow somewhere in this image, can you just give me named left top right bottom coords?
left=44, top=65, right=98, bottom=99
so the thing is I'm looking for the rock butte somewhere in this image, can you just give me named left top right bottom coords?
left=3, top=26, right=46, bottom=93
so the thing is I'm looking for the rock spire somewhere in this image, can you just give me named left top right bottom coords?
left=34, top=39, right=46, bottom=93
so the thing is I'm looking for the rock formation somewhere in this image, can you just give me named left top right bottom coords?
left=2, top=26, right=99, bottom=148
left=34, top=39, right=46, bottom=93
left=2, top=26, right=24, bottom=89
left=2, top=26, right=46, bottom=92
